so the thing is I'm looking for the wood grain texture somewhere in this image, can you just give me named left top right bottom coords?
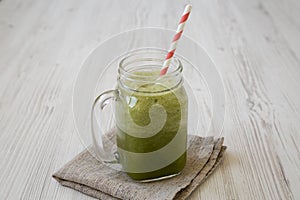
left=0, top=0, right=299, bottom=199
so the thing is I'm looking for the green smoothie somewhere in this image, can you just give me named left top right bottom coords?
left=115, top=72, right=188, bottom=181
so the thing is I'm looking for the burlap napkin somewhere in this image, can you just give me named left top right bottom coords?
left=53, top=135, right=226, bottom=200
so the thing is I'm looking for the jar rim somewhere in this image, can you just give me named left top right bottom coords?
left=118, top=48, right=183, bottom=78
left=117, top=48, right=183, bottom=93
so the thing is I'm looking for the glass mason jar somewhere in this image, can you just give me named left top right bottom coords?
left=93, top=48, right=188, bottom=181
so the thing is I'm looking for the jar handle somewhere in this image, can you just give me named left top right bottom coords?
left=91, top=90, right=119, bottom=163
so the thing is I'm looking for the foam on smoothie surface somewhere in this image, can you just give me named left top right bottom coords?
left=123, top=70, right=179, bottom=93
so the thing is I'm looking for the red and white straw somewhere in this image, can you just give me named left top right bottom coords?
left=160, top=4, right=192, bottom=76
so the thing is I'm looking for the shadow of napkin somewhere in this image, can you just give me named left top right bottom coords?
left=53, top=136, right=226, bottom=200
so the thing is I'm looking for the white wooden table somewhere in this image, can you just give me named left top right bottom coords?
left=0, top=0, right=299, bottom=199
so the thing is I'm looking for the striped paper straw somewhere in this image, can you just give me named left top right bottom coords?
left=160, top=4, right=192, bottom=76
